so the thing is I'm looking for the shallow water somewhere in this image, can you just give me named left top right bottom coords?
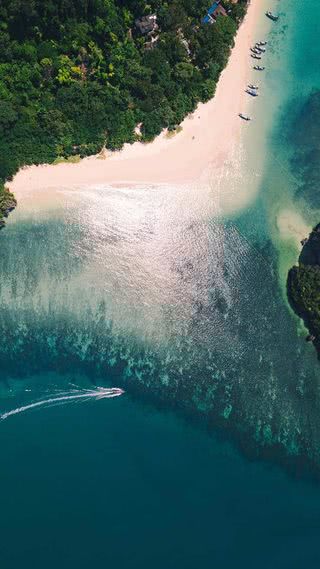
left=2, top=0, right=320, bottom=566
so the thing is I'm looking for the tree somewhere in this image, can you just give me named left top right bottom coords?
left=0, top=0, right=249, bottom=224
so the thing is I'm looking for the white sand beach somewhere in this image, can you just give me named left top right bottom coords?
left=8, top=0, right=265, bottom=213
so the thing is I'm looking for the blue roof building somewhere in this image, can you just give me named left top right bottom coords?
left=202, top=1, right=227, bottom=24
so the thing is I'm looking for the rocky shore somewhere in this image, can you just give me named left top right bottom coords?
left=0, top=187, right=17, bottom=229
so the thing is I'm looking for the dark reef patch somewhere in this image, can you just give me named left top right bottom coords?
left=289, top=90, right=320, bottom=208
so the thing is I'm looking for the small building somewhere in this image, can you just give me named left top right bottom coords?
left=135, top=14, right=159, bottom=35
left=202, top=1, right=227, bottom=24
left=145, top=35, right=159, bottom=50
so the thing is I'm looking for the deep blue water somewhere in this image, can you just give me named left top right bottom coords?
left=2, top=391, right=320, bottom=569
left=2, top=0, right=320, bottom=567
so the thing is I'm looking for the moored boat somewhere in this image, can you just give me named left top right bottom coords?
left=245, top=89, right=258, bottom=97
left=254, top=65, right=265, bottom=71
left=248, top=84, right=258, bottom=90
left=251, top=54, right=262, bottom=60
left=266, top=11, right=279, bottom=21
left=239, top=113, right=251, bottom=121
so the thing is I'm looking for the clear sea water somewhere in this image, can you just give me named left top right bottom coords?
left=1, top=1, right=320, bottom=567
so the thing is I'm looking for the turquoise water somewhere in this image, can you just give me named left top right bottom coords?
left=2, top=0, right=320, bottom=566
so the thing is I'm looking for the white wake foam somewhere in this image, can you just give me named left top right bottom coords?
left=0, top=387, right=124, bottom=420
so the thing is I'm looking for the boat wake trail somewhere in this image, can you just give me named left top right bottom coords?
left=0, top=387, right=124, bottom=421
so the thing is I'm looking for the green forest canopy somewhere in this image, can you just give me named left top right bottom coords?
left=0, top=0, right=247, bottom=221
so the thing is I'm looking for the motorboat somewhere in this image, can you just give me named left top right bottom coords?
left=248, top=84, right=258, bottom=90
left=245, top=89, right=258, bottom=97
left=266, top=11, right=279, bottom=21
left=254, top=65, right=265, bottom=71
left=251, top=54, right=262, bottom=59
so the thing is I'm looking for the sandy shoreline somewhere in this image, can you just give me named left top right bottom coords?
left=9, top=1, right=263, bottom=206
